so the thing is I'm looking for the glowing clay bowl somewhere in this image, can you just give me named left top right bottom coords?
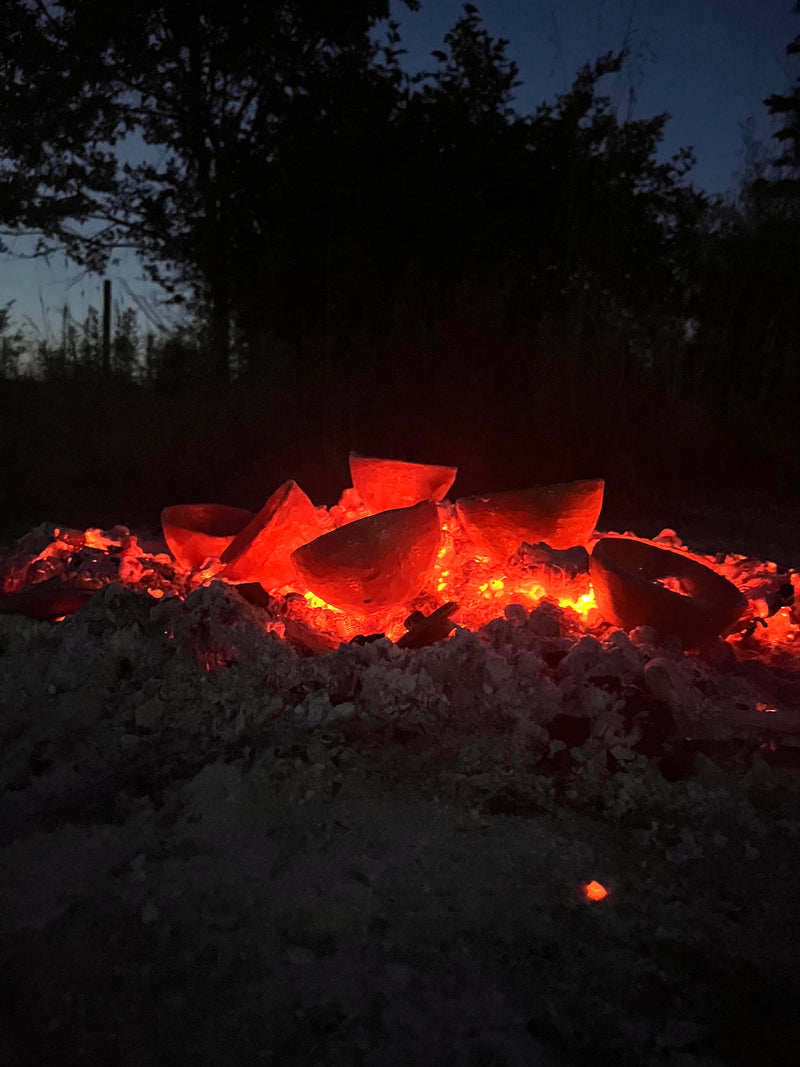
left=161, top=504, right=254, bottom=571
left=456, top=479, right=605, bottom=561
left=291, top=501, right=441, bottom=615
left=590, top=536, right=746, bottom=650
left=349, top=452, right=457, bottom=513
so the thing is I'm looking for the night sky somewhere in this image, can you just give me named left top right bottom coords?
left=0, top=0, right=797, bottom=339
left=392, top=0, right=798, bottom=192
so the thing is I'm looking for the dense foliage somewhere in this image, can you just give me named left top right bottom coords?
left=0, top=3, right=798, bottom=519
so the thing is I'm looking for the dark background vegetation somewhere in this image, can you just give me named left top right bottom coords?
left=0, top=1, right=798, bottom=537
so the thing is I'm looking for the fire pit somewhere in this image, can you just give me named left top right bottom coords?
left=2, top=455, right=800, bottom=1065
left=1, top=452, right=798, bottom=743
left=1, top=454, right=797, bottom=663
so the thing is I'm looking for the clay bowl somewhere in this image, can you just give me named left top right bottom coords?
left=456, top=478, right=604, bottom=561
left=291, top=501, right=441, bottom=615
left=161, top=504, right=254, bottom=571
left=349, top=452, right=457, bottom=513
left=590, top=537, right=746, bottom=650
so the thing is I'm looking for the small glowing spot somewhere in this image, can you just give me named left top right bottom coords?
left=582, top=880, right=609, bottom=901
left=558, top=591, right=597, bottom=617
left=147, top=588, right=165, bottom=599
left=523, top=583, right=546, bottom=602
left=756, top=702, right=777, bottom=714
left=303, top=590, right=343, bottom=614
left=489, top=578, right=504, bottom=591
left=84, top=528, right=114, bottom=550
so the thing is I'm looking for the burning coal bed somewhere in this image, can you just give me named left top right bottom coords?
left=2, top=455, right=800, bottom=1065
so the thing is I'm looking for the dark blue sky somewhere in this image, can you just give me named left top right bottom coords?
left=391, top=0, right=798, bottom=192
left=1, top=0, right=797, bottom=341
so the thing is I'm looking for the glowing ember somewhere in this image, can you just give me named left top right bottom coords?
left=83, top=528, right=118, bottom=551
left=582, top=880, right=610, bottom=901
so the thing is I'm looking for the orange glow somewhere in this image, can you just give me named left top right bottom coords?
left=257, top=510, right=793, bottom=651
left=567, top=591, right=597, bottom=615
left=32, top=537, right=72, bottom=564
left=291, top=502, right=441, bottom=615
left=755, top=701, right=777, bottom=714
left=303, top=590, right=340, bottom=612
left=260, top=501, right=601, bottom=645
left=10, top=460, right=796, bottom=666
left=221, top=480, right=323, bottom=587
left=760, top=606, right=795, bottom=641
left=84, top=528, right=116, bottom=551
left=582, top=880, right=609, bottom=901
left=349, top=453, right=456, bottom=513
left=196, top=565, right=220, bottom=584
left=44, top=491, right=791, bottom=663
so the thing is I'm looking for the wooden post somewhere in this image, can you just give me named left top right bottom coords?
left=102, top=278, right=111, bottom=376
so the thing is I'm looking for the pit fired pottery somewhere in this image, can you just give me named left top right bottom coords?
left=291, top=501, right=441, bottom=615
left=349, top=452, right=457, bottom=513
left=590, top=536, right=746, bottom=649
left=456, top=479, right=604, bottom=560
left=161, top=504, right=254, bottom=571
left=220, top=480, right=323, bottom=590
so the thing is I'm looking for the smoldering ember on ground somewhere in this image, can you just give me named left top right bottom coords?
left=1, top=453, right=800, bottom=1065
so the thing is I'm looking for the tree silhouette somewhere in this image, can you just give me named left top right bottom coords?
left=0, top=1, right=119, bottom=269
left=0, top=0, right=419, bottom=383
left=0, top=2, right=703, bottom=395
left=0, top=302, right=24, bottom=378
left=113, top=305, right=139, bottom=380
left=2, top=3, right=799, bottom=505
left=748, top=34, right=800, bottom=211
left=689, top=31, right=800, bottom=429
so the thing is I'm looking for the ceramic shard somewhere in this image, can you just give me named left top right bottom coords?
left=220, top=480, right=322, bottom=590
left=590, top=536, right=746, bottom=649
left=161, top=503, right=254, bottom=570
left=349, top=452, right=457, bottom=513
left=456, top=478, right=604, bottom=561
left=291, top=501, right=441, bottom=615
